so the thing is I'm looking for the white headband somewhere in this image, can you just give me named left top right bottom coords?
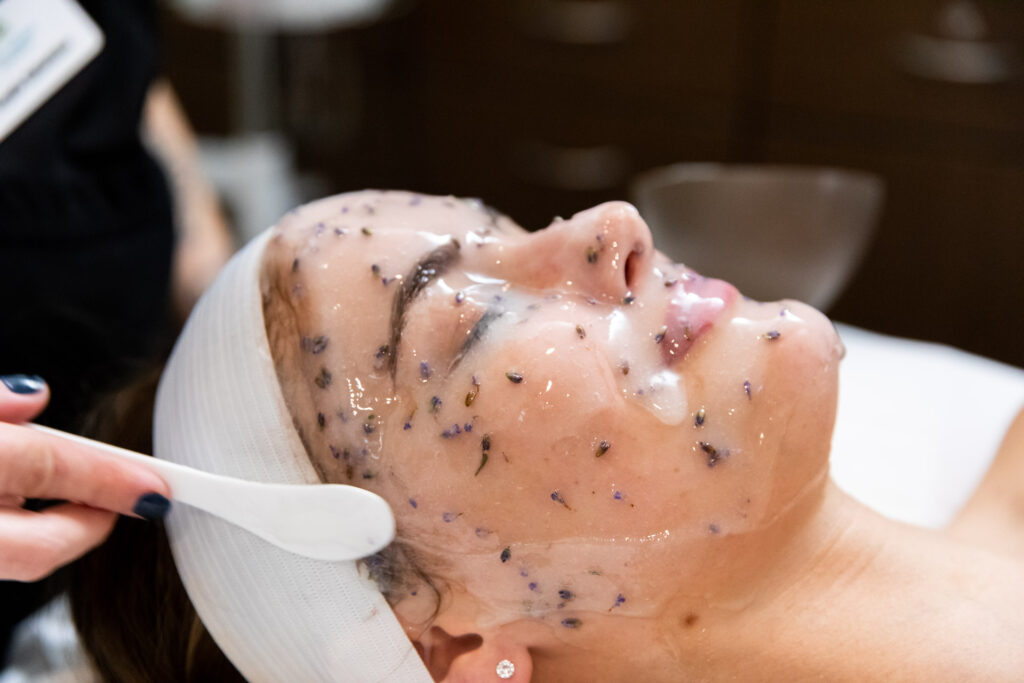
left=153, top=230, right=432, bottom=682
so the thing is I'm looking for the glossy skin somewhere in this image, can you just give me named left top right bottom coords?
left=264, top=190, right=839, bottom=608
left=261, top=191, right=1024, bottom=681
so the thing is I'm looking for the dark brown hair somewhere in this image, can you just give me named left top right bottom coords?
left=67, top=367, right=245, bottom=683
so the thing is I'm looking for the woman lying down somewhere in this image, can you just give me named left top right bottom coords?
left=66, top=190, right=1023, bottom=681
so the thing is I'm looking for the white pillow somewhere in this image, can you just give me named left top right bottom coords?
left=831, top=324, right=1024, bottom=528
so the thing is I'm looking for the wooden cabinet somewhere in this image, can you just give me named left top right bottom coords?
left=408, top=0, right=749, bottom=227
left=762, top=0, right=1024, bottom=364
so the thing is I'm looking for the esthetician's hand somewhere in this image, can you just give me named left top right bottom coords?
left=0, top=375, right=171, bottom=582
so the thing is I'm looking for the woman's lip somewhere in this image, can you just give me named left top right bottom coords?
left=662, top=275, right=739, bottom=364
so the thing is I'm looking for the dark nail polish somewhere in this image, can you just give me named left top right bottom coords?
left=0, top=374, right=46, bottom=394
left=133, top=492, right=171, bottom=521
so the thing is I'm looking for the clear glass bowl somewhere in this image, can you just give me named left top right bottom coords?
left=630, top=163, right=885, bottom=311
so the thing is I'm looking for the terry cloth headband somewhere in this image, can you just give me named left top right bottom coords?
left=154, top=229, right=432, bottom=682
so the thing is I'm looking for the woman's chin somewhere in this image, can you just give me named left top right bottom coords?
left=779, top=299, right=845, bottom=361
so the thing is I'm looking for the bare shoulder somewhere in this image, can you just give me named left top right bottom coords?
left=946, top=404, right=1024, bottom=561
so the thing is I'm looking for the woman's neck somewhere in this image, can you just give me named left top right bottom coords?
left=679, top=484, right=1024, bottom=680
left=534, top=483, right=1024, bottom=681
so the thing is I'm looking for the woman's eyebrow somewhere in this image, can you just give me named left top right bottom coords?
left=387, top=240, right=461, bottom=378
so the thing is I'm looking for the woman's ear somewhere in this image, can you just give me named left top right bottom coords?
left=415, top=624, right=533, bottom=682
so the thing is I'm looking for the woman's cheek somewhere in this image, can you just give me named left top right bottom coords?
left=442, top=330, right=628, bottom=536
left=478, top=333, right=618, bottom=436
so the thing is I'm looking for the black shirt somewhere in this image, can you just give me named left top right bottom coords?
left=0, top=0, right=174, bottom=661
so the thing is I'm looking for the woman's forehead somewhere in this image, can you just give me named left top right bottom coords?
left=274, top=190, right=524, bottom=244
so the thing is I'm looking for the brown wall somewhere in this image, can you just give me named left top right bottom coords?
left=163, top=0, right=1024, bottom=366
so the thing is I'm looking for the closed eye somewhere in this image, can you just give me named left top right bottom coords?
left=388, top=241, right=461, bottom=378
left=449, top=306, right=503, bottom=373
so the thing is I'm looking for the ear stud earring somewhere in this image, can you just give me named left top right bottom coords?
left=496, top=659, right=515, bottom=678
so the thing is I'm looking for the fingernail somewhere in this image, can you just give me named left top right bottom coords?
left=0, top=374, right=46, bottom=394
left=133, top=492, right=171, bottom=521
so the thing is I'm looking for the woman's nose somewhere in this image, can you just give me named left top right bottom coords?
left=506, top=202, right=654, bottom=302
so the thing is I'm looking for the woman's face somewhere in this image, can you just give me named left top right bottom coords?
left=264, top=190, right=843, bottom=631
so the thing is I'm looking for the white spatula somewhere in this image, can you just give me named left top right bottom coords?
left=29, top=424, right=395, bottom=562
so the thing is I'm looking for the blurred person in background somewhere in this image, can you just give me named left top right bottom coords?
left=0, top=0, right=232, bottom=664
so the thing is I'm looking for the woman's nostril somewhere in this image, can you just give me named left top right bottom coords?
left=624, top=248, right=642, bottom=289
